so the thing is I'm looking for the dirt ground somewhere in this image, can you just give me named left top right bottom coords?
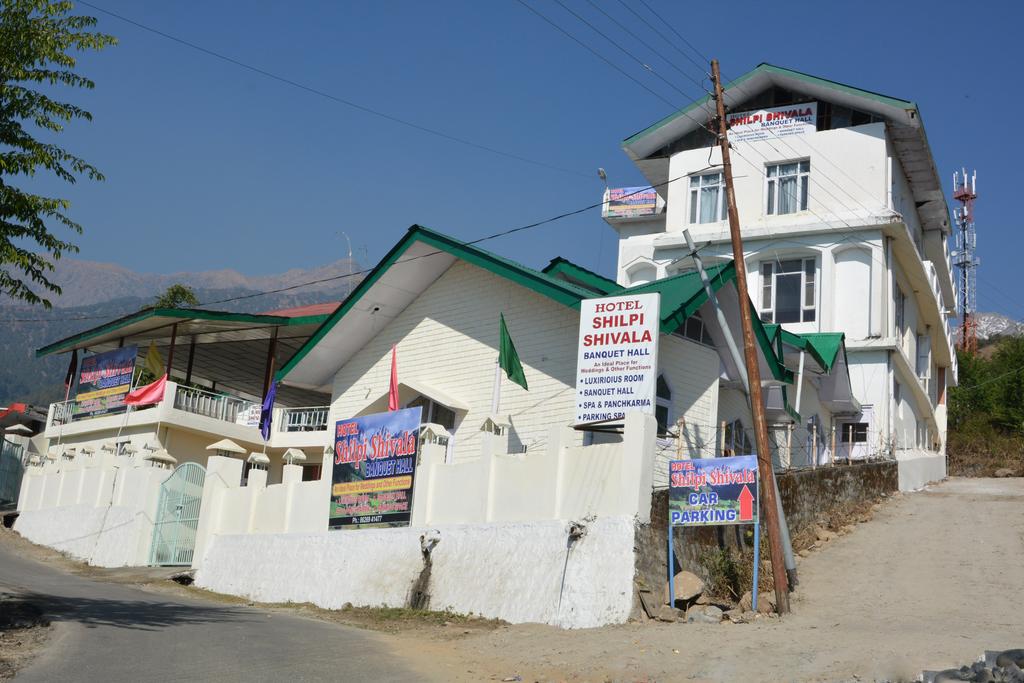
left=3, top=477, right=1022, bottom=682
left=398, top=477, right=1024, bottom=682
left=0, top=592, right=50, bottom=681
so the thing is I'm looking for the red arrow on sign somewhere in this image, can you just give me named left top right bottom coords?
left=738, top=485, right=754, bottom=521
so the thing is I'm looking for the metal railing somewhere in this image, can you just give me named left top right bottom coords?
left=172, top=385, right=256, bottom=425
left=0, top=438, right=26, bottom=507
left=281, top=406, right=329, bottom=432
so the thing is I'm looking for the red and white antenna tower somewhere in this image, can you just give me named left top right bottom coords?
left=951, top=168, right=979, bottom=353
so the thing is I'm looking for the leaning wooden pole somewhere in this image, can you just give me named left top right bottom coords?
left=710, top=59, right=790, bottom=613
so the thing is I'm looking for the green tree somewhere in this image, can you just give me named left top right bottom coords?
left=0, top=0, right=115, bottom=307
left=154, top=283, right=199, bottom=308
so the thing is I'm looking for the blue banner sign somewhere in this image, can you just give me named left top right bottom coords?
left=329, top=407, right=422, bottom=530
left=73, top=345, right=138, bottom=418
left=668, top=455, right=758, bottom=526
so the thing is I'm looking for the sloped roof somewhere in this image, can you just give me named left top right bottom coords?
left=542, top=257, right=619, bottom=295
left=621, top=63, right=949, bottom=234
left=277, top=226, right=791, bottom=391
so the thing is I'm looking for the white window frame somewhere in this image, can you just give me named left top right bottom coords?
left=766, top=160, right=810, bottom=215
left=759, top=257, right=817, bottom=324
left=688, top=171, right=726, bottom=224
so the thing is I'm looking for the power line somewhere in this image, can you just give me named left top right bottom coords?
left=512, top=0, right=714, bottom=135
left=75, top=1, right=591, bottom=180
left=0, top=180, right=687, bottom=324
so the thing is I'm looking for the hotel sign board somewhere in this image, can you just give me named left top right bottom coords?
left=668, top=455, right=759, bottom=526
left=74, top=346, right=137, bottom=418
left=605, top=186, right=658, bottom=218
left=726, top=101, right=817, bottom=143
left=329, top=407, right=422, bottom=530
left=574, top=293, right=660, bottom=426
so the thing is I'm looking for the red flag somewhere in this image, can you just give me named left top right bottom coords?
left=125, top=374, right=168, bottom=406
left=388, top=345, right=399, bottom=411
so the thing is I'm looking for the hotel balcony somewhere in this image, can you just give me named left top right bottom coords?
left=46, top=381, right=331, bottom=450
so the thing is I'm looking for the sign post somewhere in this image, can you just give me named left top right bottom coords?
left=574, top=293, right=660, bottom=427
left=668, top=455, right=760, bottom=609
left=329, top=406, right=422, bottom=530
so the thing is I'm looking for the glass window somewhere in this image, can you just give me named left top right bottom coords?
left=766, top=161, right=810, bottom=215
left=759, top=257, right=816, bottom=323
left=407, top=395, right=456, bottom=431
left=724, top=419, right=752, bottom=455
left=655, top=375, right=671, bottom=436
left=894, top=283, right=906, bottom=335
left=689, top=172, right=725, bottom=224
left=679, top=314, right=711, bottom=345
left=839, top=423, right=868, bottom=443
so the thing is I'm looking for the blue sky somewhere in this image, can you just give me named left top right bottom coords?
left=32, top=0, right=1023, bottom=316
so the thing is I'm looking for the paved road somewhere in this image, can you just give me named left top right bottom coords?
left=0, top=541, right=424, bottom=682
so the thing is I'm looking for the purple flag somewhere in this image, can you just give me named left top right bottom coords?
left=259, top=382, right=277, bottom=442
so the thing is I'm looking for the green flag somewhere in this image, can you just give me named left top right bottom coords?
left=499, top=314, right=528, bottom=391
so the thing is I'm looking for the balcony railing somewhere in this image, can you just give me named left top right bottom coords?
left=281, top=406, right=329, bottom=432
left=173, top=385, right=258, bottom=425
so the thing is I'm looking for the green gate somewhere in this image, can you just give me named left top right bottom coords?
left=149, top=462, right=206, bottom=566
left=0, top=438, right=26, bottom=509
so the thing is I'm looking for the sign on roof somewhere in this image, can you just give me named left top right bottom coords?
left=605, top=186, right=658, bottom=218
left=73, top=346, right=137, bottom=419
left=574, top=293, right=660, bottom=425
left=726, top=102, right=817, bottom=143
left=329, top=407, right=422, bottom=530
left=669, top=455, right=758, bottom=526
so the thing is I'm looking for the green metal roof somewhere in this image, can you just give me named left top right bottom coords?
left=276, top=226, right=598, bottom=382
left=623, top=62, right=916, bottom=151
left=761, top=324, right=846, bottom=375
left=623, top=262, right=733, bottom=334
left=799, top=333, right=846, bottom=373
left=277, top=225, right=791, bottom=386
left=541, top=257, right=619, bottom=295
left=36, top=307, right=330, bottom=358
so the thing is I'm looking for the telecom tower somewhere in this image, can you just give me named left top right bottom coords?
left=951, top=169, right=979, bottom=353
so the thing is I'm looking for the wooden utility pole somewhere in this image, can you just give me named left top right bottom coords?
left=710, top=59, right=790, bottom=613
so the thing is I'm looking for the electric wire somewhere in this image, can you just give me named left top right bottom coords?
left=74, top=0, right=592, bottom=180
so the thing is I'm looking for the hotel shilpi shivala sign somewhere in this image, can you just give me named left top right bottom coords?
left=329, top=406, right=422, bottom=530
left=668, top=455, right=759, bottom=526
left=74, top=345, right=138, bottom=418
left=574, top=293, right=660, bottom=425
left=726, top=101, right=817, bottom=143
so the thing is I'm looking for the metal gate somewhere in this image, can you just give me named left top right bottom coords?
left=0, top=439, right=26, bottom=509
left=149, top=462, right=206, bottom=566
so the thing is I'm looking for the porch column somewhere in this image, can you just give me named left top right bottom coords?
left=261, top=327, right=279, bottom=398
left=166, top=323, right=178, bottom=377
left=184, top=336, right=197, bottom=385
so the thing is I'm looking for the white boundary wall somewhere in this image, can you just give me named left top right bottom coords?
left=192, top=414, right=657, bottom=628
left=195, top=516, right=636, bottom=629
left=896, top=450, right=947, bottom=492
left=15, top=453, right=171, bottom=567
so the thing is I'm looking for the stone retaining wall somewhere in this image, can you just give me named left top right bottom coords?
left=633, top=460, right=898, bottom=615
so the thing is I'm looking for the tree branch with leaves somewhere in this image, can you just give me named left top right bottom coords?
left=0, top=0, right=115, bottom=307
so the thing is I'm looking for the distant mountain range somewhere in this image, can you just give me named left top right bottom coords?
left=975, top=312, right=1024, bottom=341
left=0, top=257, right=360, bottom=407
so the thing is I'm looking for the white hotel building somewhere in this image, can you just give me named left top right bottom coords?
left=605, top=64, right=956, bottom=475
